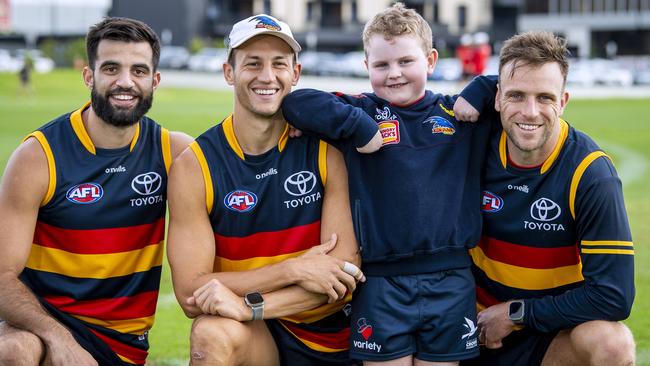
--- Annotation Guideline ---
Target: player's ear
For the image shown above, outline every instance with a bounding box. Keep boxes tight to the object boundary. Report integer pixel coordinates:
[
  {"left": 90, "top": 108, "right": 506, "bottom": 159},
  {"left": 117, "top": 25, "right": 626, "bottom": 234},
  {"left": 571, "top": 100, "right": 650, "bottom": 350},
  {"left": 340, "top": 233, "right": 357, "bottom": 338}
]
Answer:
[
  {"left": 223, "top": 62, "right": 235, "bottom": 86},
  {"left": 82, "top": 66, "right": 93, "bottom": 89}
]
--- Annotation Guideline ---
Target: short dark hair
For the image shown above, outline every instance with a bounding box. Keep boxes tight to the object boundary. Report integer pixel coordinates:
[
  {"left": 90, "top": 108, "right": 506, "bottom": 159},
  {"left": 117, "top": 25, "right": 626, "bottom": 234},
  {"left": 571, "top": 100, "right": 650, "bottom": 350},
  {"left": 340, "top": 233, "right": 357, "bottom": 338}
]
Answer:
[
  {"left": 499, "top": 31, "right": 570, "bottom": 87},
  {"left": 86, "top": 17, "right": 161, "bottom": 71}
]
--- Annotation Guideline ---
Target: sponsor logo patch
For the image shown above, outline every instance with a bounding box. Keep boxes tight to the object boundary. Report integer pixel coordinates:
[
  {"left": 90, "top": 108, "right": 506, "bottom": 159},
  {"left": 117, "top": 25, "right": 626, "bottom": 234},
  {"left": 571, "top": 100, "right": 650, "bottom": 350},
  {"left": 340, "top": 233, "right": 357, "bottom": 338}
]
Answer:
[
  {"left": 131, "top": 172, "right": 162, "bottom": 196},
  {"left": 462, "top": 317, "right": 478, "bottom": 349},
  {"left": 66, "top": 183, "right": 103, "bottom": 204},
  {"left": 283, "top": 171, "right": 321, "bottom": 208},
  {"left": 423, "top": 116, "right": 456, "bottom": 135},
  {"left": 481, "top": 191, "right": 503, "bottom": 212},
  {"left": 530, "top": 197, "right": 561, "bottom": 221},
  {"left": 353, "top": 318, "right": 383, "bottom": 352},
  {"left": 224, "top": 190, "right": 258, "bottom": 212},
  {"left": 378, "top": 121, "right": 400, "bottom": 145}
]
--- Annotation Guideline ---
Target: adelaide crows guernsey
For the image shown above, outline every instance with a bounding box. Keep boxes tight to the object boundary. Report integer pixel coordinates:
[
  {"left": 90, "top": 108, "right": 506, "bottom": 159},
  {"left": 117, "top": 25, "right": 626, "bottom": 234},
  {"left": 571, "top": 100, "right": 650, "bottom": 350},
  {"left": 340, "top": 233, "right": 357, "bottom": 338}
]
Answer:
[
  {"left": 20, "top": 102, "right": 171, "bottom": 365},
  {"left": 191, "top": 115, "right": 351, "bottom": 352},
  {"left": 472, "top": 120, "right": 634, "bottom": 332}
]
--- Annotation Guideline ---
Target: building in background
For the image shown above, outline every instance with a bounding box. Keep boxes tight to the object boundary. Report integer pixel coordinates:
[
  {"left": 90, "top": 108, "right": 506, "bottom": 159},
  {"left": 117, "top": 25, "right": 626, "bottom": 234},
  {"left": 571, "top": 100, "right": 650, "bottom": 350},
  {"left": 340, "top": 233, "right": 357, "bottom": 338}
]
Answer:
[{"left": 518, "top": 0, "right": 650, "bottom": 57}]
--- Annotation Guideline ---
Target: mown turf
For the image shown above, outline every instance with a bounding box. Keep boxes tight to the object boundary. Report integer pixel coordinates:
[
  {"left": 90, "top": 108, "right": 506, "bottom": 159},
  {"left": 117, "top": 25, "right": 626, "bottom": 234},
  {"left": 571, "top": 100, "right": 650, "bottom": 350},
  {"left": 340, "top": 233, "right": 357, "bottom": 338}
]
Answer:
[{"left": 0, "top": 70, "right": 648, "bottom": 364}]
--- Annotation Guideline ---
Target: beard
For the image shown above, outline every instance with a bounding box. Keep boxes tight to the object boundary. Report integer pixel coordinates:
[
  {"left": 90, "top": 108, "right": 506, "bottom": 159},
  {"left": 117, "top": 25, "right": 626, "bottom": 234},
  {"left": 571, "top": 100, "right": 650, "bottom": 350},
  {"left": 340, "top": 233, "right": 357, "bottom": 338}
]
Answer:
[{"left": 91, "top": 86, "right": 153, "bottom": 128}]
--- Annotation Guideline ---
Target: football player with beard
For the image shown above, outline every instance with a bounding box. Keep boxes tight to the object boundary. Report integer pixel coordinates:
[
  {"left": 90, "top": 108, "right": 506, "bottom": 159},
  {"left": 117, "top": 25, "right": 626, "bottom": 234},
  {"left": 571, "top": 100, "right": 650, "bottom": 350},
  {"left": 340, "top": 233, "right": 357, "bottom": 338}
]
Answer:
[{"left": 0, "top": 17, "right": 191, "bottom": 366}]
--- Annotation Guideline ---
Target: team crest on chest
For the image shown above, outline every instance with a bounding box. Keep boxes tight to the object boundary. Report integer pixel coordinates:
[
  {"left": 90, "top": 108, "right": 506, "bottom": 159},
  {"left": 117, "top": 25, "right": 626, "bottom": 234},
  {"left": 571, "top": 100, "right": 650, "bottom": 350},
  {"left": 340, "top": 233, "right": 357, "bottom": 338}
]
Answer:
[
  {"left": 423, "top": 116, "right": 456, "bottom": 135},
  {"left": 224, "top": 190, "right": 258, "bottom": 212}
]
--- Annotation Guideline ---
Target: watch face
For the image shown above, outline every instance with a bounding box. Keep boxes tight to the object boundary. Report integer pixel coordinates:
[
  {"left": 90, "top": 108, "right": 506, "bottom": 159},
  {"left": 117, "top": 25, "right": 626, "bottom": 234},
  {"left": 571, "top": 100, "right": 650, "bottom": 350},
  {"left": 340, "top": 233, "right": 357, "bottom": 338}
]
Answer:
[{"left": 246, "top": 292, "right": 264, "bottom": 305}]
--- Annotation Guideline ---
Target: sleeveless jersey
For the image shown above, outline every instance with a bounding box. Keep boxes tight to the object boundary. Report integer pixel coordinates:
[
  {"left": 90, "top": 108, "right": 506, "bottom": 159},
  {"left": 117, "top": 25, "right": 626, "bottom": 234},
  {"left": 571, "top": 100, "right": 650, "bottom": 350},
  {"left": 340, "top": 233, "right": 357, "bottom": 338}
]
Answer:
[
  {"left": 191, "top": 115, "right": 351, "bottom": 352},
  {"left": 471, "top": 120, "right": 634, "bottom": 331},
  {"left": 20, "top": 102, "right": 172, "bottom": 365}
]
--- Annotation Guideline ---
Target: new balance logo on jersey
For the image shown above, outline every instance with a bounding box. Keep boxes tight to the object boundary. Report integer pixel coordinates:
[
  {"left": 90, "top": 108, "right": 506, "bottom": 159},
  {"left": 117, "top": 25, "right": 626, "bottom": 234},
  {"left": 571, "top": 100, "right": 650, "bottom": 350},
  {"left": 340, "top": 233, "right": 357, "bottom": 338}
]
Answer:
[{"left": 524, "top": 197, "right": 565, "bottom": 232}]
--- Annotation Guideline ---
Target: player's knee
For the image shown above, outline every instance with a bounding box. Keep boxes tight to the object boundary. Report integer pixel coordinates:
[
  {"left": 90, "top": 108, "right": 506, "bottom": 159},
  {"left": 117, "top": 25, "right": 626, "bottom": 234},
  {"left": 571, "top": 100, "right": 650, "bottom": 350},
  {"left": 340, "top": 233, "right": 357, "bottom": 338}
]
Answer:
[
  {"left": 572, "top": 321, "right": 635, "bottom": 366},
  {"left": 0, "top": 331, "right": 43, "bottom": 366},
  {"left": 190, "top": 316, "right": 249, "bottom": 361}
]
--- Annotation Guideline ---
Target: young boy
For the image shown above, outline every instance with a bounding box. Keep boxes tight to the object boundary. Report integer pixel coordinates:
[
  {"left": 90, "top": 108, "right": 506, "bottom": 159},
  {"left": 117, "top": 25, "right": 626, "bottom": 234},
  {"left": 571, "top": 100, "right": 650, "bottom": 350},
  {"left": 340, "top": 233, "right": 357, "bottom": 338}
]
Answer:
[{"left": 282, "top": 3, "right": 492, "bottom": 365}]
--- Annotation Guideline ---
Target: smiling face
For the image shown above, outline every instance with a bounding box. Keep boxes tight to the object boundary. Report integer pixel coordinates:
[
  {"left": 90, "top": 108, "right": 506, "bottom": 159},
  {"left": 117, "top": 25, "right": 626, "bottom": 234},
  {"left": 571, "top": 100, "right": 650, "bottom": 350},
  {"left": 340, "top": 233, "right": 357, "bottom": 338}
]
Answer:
[
  {"left": 224, "top": 35, "right": 300, "bottom": 119},
  {"left": 496, "top": 61, "right": 569, "bottom": 166},
  {"left": 365, "top": 34, "right": 436, "bottom": 106},
  {"left": 84, "top": 39, "right": 160, "bottom": 127}
]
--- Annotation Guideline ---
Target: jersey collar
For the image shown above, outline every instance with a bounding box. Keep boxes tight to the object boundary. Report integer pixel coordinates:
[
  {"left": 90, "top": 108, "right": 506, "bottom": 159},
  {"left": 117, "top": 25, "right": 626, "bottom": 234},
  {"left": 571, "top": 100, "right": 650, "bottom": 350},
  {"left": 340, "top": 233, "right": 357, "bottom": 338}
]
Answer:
[
  {"left": 69, "top": 101, "right": 140, "bottom": 155},
  {"left": 222, "top": 114, "right": 289, "bottom": 161},
  {"left": 499, "top": 119, "right": 569, "bottom": 174}
]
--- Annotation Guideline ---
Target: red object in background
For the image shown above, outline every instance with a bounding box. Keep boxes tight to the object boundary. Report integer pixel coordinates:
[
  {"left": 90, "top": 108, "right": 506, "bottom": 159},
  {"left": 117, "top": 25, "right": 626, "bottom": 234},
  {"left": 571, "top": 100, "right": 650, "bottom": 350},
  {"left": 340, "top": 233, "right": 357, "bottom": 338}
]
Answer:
[
  {"left": 456, "top": 44, "right": 476, "bottom": 77},
  {"left": 473, "top": 43, "right": 491, "bottom": 75},
  {"left": 0, "top": 0, "right": 9, "bottom": 33}
]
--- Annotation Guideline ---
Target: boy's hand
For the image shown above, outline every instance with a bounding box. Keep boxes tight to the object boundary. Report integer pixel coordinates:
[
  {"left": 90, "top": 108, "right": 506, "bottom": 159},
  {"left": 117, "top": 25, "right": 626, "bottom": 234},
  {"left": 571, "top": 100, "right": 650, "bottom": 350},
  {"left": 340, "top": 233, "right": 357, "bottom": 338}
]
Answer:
[
  {"left": 453, "top": 96, "right": 480, "bottom": 122},
  {"left": 288, "top": 125, "right": 303, "bottom": 138},
  {"left": 356, "top": 130, "right": 383, "bottom": 154}
]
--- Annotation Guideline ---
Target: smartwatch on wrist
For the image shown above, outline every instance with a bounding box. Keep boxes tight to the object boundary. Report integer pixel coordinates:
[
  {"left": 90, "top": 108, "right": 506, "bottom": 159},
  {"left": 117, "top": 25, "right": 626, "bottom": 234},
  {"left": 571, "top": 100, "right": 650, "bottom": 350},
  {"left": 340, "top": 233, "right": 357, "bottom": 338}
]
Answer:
[
  {"left": 244, "top": 292, "right": 264, "bottom": 321},
  {"left": 508, "top": 300, "right": 525, "bottom": 325}
]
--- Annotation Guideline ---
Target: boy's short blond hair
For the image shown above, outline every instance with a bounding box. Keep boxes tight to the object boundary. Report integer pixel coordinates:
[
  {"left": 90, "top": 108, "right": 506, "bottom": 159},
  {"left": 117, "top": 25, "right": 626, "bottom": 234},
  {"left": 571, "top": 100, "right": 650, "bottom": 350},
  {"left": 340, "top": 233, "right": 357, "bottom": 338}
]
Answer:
[{"left": 362, "top": 2, "right": 433, "bottom": 56}]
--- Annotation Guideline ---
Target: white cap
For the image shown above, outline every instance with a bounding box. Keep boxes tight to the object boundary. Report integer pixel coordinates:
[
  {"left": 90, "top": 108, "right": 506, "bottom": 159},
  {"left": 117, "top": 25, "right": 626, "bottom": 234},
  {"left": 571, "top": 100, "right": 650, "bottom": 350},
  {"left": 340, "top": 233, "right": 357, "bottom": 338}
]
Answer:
[
  {"left": 473, "top": 32, "right": 489, "bottom": 45},
  {"left": 226, "top": 14, "right": 301, "bottom": 58}
]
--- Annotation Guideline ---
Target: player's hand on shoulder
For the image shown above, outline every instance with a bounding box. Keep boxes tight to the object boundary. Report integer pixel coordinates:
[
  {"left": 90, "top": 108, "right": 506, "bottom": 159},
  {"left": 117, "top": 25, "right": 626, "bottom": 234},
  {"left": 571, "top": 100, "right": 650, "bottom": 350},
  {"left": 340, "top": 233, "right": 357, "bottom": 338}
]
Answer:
[
  {"left": 188, "top": 279, "right": 251, "bottom": 321},
  {"left": 288, "top": 125, "right": 303, "bottom": 138},
  {"left": 356, "top": 130, "right": 383, "bottom": 154},
  {"left": 453, "top": 96, "right": 480, "bottom": 122}
]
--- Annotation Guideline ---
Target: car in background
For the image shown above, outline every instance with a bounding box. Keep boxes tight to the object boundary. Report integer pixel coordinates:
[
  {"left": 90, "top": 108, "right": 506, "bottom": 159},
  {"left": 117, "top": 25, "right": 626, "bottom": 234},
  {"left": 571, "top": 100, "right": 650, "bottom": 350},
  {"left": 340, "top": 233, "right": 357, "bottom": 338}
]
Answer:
[
  {"left": 159, "top": 46, "right": 190, "bottom": 69},
  {"left": 188, "top": 48, "right": 227, "bottom": 73},
  {"left": 0, "top": 49, "right": 21, "bottom": 72}
]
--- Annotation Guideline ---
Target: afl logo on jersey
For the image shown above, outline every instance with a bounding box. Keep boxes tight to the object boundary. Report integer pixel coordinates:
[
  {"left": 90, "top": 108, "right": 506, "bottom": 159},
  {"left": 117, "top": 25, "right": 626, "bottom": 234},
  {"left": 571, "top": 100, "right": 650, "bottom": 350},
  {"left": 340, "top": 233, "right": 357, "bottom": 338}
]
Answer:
[
  {"left": 481, "top": 191, "right": 503, "bottom": 212},
  {"left": 224, "top": 190, "right": 258, "bottom": 212},
  {"left": 66, "top": 183, "right": 103, "bottom": 204}
]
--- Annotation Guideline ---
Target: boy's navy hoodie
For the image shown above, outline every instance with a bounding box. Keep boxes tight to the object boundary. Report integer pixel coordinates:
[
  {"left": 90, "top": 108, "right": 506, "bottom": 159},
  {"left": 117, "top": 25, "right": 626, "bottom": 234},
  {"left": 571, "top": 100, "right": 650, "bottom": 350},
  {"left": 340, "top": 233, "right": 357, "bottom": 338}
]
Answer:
[{"left": 282, "top": 88, "right": 493, "bottom": 276}]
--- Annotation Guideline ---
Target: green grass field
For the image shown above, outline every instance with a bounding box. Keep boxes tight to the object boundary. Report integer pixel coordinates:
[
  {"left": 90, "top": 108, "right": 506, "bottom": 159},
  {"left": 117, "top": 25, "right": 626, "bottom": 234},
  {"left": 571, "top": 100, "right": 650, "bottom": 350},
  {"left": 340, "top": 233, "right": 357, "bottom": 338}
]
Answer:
[{"left": 0, "top": 69, "right": 648, "bottom": 365}]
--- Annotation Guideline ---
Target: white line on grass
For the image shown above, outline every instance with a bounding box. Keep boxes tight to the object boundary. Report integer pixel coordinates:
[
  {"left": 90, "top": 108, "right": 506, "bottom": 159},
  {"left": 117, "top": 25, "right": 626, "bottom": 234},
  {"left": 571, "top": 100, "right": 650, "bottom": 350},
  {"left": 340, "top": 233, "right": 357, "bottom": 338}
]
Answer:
[{"left": 599, "top": 141, "right": 648, "bottom": 187}]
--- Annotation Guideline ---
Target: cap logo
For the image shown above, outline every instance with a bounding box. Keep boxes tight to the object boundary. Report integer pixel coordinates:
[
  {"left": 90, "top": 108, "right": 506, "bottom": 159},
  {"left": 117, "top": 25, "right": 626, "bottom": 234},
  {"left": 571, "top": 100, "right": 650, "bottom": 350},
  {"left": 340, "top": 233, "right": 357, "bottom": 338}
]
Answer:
[{"left": 251, "top": 15, "right": 281, "bottom": 31}]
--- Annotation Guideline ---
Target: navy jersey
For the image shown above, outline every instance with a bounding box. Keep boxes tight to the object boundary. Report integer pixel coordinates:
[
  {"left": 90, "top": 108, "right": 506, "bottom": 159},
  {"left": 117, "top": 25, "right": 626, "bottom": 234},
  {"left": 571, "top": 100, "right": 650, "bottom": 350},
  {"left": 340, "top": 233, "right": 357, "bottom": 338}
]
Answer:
[
  {"left": 20, "top": 102, "right": 171, "bottom": 365},
  {"left": 282, "top": 90, "right": 492, "bottom": 276},
  {"left": 191, "top": 115, "right": 352, "bottom": 353},
  {"left": 472, "top": 120, "right": 635, "bottom": 332}
]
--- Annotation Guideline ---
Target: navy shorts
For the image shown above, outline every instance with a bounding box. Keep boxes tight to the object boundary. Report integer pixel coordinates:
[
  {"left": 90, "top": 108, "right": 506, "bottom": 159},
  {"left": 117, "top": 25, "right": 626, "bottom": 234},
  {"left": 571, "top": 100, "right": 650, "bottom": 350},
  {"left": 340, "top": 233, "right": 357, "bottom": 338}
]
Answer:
[
  {"left": 349, "top": 268, "right": 479, "bottom": 362},
  {"left": 265, "top": 318, "right": 360, "bottom": 366},
  {"left": 460, "top": 328, "right": 558, "bottom": 366}
]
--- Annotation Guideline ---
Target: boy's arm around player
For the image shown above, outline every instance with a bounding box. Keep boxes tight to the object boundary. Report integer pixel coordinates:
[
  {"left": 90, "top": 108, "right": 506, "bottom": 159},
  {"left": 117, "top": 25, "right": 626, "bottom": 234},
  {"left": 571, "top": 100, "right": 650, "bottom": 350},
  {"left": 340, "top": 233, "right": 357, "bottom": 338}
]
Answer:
[
  {"left": 0, "top": 138, "right": 98, "bottom": 366},
  {"left": 283, "top": 89, "right": 383, "bottom": 153},
  {"left": 167, "top": 143, "right": 362, "bottom": 319}
]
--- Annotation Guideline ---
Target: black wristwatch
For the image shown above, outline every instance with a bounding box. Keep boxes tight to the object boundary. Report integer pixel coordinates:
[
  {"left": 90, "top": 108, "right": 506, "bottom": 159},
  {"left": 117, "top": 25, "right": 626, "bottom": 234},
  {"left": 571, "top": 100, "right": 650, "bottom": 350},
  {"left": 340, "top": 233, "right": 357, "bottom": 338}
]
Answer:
[
  {"left": 244, "top": 292, "right": 264, "bottom": 321},
  {"left": 508, "top": 300, "right": 525, "bottom": 325}
]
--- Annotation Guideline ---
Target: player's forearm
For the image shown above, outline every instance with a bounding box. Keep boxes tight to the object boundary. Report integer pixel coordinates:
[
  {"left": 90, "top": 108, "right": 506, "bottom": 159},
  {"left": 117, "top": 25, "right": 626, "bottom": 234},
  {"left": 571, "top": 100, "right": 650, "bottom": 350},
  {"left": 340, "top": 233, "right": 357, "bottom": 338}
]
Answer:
[
  {"left": 190, "top": 259, "right": 297, "bottom": 298},
  {"left": 0, "top": 273, "right": 72, "bottom": 343},
  {"left": 525, "top": 281, "right": 634, "bottom": 332},
  {"left": 262, "top": 285, "right": 328, "bottom": 319}
]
